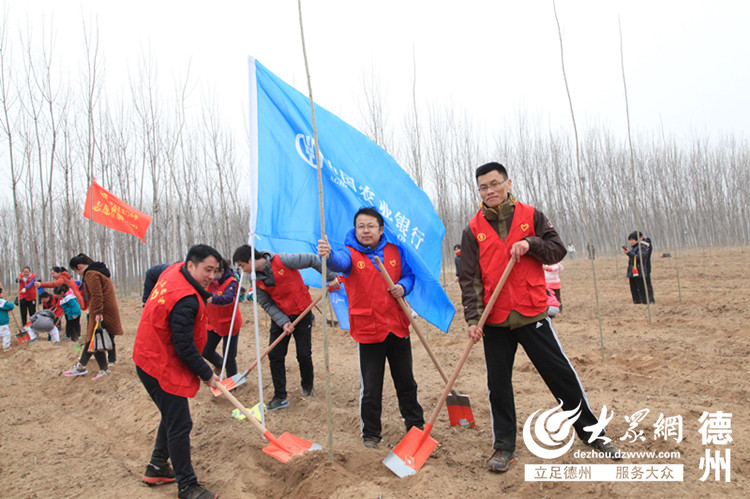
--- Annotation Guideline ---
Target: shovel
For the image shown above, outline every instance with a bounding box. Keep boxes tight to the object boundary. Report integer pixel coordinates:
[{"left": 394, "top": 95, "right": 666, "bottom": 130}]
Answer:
[
  {"left": 216, "top": 383, "right": 322, "bottom": 463},
  {"left": 209, "top": 369, "right": 250, "bottom": 397},
  {"left": 384, "top": 259, "right": 516, "bottom": 478},
  {"left": 373, "top": 256, "right": 474, "bottom": 428},
  {"left": 212, "top": 295, "right": 323, "bottom": 397}
]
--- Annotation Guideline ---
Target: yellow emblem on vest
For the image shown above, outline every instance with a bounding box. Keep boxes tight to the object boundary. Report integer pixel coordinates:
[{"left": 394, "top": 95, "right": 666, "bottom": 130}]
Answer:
[
  {"left": 356, "top": 260, "right": 366, "bottom": 270},
  {"left": 278, "top": 269, "right": 284, "bottom": 275},
  {"left": 389, "top": 259, "right": 397, "bottom": 267},
  {"left": 477, "top": 233, "right": 487, "bottom": 242},
  {"left": 520, "top": 223, "right": 529, "bottom": 232}
]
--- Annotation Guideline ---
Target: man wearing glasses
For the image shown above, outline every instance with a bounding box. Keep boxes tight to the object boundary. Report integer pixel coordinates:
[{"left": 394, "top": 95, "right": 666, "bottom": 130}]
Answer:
[
  {"left": 458, "top": 162, "right": 621, "bottom": 473},
  {"left": 318, "top": 207, "right": 425, "bottom": 450}
]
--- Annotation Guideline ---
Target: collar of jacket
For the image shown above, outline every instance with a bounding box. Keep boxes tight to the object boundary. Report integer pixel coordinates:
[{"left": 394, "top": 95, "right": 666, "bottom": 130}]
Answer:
[{"left": 481, "top": 193, "right": 516, "bottom": 222}]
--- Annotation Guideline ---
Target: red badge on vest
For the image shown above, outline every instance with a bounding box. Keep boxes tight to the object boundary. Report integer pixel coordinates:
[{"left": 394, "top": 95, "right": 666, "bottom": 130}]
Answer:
[
  {"left": 356, "top": 260, "right": 366, "bottom": 270},
  {"left": 477, "top": 233, "right": 487, "bottom": 241}
]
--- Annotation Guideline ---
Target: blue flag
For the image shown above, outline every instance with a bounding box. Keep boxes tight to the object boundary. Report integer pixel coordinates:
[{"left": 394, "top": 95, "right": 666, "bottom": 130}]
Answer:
[{"left": 248, "top": 57, "right": 455, "bottom": 332}]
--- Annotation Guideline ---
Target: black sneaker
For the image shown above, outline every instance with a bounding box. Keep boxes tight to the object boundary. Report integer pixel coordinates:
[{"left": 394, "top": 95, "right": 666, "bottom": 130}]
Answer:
[
  {"left": 178, "top": 483, "right": 218, "bottom": 499},
  {"left": 266, "top": 398, "right": 290, "bottom": 411},
  {"left": 141, "top": 463, "right": 176, "bottom": 485},
  {"left": 488, "top": 449, "right": 516, "bottom": 472},
  {"left": 588, "top": 439, "right": 622, "bottom": 460},
  {"left": 363, "top": 437, "right": 379, "bottom": 449}
]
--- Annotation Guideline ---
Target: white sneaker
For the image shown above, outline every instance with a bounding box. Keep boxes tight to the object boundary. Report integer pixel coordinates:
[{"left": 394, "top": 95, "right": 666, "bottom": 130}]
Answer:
[
  {"left": 92, "top": 369, "right": 110, "bottom": 381},
  {"left": 63, "top": 363, "right": 87, "bottom": 376}
]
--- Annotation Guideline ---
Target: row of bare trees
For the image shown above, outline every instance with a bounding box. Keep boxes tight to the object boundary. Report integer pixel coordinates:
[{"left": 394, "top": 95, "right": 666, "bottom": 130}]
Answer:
[
  {"left": 2, "top": 16, "right": 748, "bottom": 292},
  {"left": 367, "top": 74, "right": 749, "bottom": 272},
  {"left": 0, "top": 18, "right": 248, "bottom": 291}
]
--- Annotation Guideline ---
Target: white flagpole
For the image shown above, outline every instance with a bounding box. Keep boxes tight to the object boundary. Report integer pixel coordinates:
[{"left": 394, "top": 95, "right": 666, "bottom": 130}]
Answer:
[{"left": 247, "top": 58, "right": 265, "bottom": 427}]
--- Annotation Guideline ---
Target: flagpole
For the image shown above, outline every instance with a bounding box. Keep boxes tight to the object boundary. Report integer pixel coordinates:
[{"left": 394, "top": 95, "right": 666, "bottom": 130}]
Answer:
[{"left": 298, "top": 0, "right": 334, "bottom": 463}]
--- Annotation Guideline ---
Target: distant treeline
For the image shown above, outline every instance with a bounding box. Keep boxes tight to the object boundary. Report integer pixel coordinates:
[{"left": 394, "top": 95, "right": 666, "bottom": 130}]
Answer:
[{"left": 1, "top": 16, "right": 748, "bottom": 290}]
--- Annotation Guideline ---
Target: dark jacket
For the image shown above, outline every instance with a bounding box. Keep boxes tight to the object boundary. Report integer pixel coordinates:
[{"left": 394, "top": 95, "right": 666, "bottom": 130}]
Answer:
[
  {"left": 626, "top": 240, "right": 652, "bottom": 279},
  {"left": 459, "top": 194, "right": 566, "bottom": 328},
  {"left": 170, "top": 264, "right": 214, "bottom": 382},
  {"left": 142, "top": 263, "right": 172, "bottom": 304}
]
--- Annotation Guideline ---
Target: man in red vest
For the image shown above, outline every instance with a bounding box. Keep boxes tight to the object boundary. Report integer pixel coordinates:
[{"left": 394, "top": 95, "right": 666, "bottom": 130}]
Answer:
[
  {"left": 318, "top": 207, "right": 425, "bottom": 450},
  {"left": 459, "top": 162, "right": 621, "bottom": 473},
  {"left": 133, "top": 244, "right": 221, "bottom": 499},
  {"left": 233, "top": 245, "right": 338, "bottom": 411}
]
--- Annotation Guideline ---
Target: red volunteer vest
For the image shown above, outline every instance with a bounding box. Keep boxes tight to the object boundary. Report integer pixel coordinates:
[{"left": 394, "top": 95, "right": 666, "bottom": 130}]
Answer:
[
  {"left": 44, "top": 295, "right": 63, "bottom": 319},
  {"left": 133, "top": 262, "right": 208, "bottom": 397},
  {"left": 206, "top": 276, "right": 242, "bottom": 337},
  {"left": 343, "top": 243, "right": 410, "bottom": 344},
  {"left": 469, "top": 202, "right": 548, "bottom": 324},
  {"left": 255, "top": 256, "right": 311, "bottom": 315},
  {"left": 18, "top": 273, "right": 37, "bottom": 300}
]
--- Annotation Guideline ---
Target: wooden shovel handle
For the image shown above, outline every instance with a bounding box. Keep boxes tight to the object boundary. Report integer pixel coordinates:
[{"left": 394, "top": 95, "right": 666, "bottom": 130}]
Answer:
[
  {"left": 217, "top": 383, "right": 293, "bottom": 454},
  {"left": 246, "top": 294, "right": 323, "bottom": 373},
  {"left": 425, "top": 258, "right": 516, "bottom": 429},
  {"left": 216, "top": 382, "right": 269, "bottom": 434},
  {"left": 477, "top": 259, "right": 515, "bottom": 330},
  {"left": 373, "top": 256, "right": 451, "bottom": 385}
]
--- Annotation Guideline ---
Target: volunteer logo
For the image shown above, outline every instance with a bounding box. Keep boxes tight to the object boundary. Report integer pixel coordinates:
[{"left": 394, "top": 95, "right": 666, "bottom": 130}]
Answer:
[
  {"left": 477, "top": 233, "right": 487, "bottom": 242},
  {"left": 389, "top": 259, "right": 397, "bottom": 267},
  {"left": 520, "top": 223, "right": 529, "bottom": 232},
  {"left": 523, "top": 400, "right": 582, "bottom": 459},
  {"left": 278, "top": 269, "right": 284, "bottom": 275},
  {"left": 356, "top": 260, "right": 366, "bottom": 270}
]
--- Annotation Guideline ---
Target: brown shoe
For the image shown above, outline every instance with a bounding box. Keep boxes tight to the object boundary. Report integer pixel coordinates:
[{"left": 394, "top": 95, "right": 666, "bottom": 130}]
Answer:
[{"left": 488, "top": 449, "right": 516, "bottom": 472}]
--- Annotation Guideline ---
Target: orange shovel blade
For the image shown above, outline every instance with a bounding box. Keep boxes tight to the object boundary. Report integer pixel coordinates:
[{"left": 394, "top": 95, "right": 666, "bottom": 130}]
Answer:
[
  {"left": 383, "top": 426, "right": 439, "bottom": 478},
  {"left": 262, "top": 431, "right": 323, "bottom": 463},
  {"left": 446, "top": 392, "right": 475, "bottom": 428},
  {"left": 210, "top": 370, "right": 249, "bottom": 397}
]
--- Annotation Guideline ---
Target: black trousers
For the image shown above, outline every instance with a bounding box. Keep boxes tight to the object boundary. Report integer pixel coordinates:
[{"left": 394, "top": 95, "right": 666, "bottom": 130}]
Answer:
[
  {"left": 203, "top": 330, "right": 239, "bottom": 377},
  {"left": 645, "top": 275, "right": 655, "bottom": 303},
  {"left": 268, "top": 313, "right": 313, "bottom": 400},
  {"left": 136, "top": 366, "right": 197, "bottom": 489},
  {"left": 482, "top": 319, "right": 601, "bottom": 451},
  {"left": 629, "top": 277, "right": 647, "bottom": 304},
  {"left": 65, "top": 316, "right": 81, "bottom": 342},
  {"left": 78, "top": 345, "right": 108, "bottom": 371},
  {"left": 19, "top": 299, "right": 36, "bottom": 324},
  {"left": 358, "top": 333, "right": 424, "bottom": 441}
]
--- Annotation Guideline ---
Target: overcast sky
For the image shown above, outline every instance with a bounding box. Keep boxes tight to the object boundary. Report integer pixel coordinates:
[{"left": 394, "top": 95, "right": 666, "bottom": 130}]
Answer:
[{"left": 5, "top": 0, "right": 750, "bottom": 145}]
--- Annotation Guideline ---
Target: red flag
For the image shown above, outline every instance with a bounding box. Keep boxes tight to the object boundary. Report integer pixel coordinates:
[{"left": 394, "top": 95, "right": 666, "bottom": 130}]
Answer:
[{"left": 83, "top": 180, "right": 152, "bottom": 243}]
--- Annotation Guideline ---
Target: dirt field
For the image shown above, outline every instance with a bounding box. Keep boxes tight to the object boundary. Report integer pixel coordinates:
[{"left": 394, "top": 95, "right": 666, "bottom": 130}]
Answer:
[{"left": 1, "top": 247, "right": 747, "bottom": 498}]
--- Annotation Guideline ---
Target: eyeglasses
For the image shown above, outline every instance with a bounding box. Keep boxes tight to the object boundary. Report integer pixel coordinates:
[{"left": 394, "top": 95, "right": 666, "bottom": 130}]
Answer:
[
  {"left": 356, "top": 223, "right": 380, "bottom": 231},
  {"left": 477, "top": 178, "right": 508, "bottom": 193}
]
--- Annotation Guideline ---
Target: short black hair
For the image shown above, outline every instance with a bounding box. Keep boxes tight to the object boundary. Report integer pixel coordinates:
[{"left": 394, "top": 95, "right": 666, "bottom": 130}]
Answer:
[
  {"left": 22, "top": 266, "right": 31, "bottom": 271},
  {"left": 354, "top": 207, "right": 384, "bottom": 227},
  {"left": 69, "top": 253, "right": 95, "bottom": 269},
  {"left": 232, "top": 245, "right": 263, "bottom": 264},
  {"left": 51, "top": 266, "right": 67, "bottom": 273},
  {"left": 39, "top": 291, "right": 51, "bottom": 300},
  {"left": 186, "top": 244, "right": 222, "bottom": 266},
  {"left": 53, "top": 284, "right": 69, "bottom": 295},
  {"left": 475, "top": 162, "right": 508, "bottom": 180},
  {"left": 628, "top": 231, "right": 643, "bottom": 241},
  {"left": 453, "top": 244, "right": 461, "bottom": 250}
]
